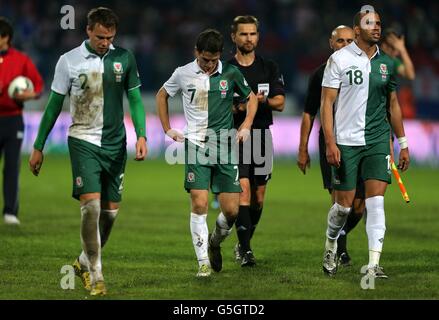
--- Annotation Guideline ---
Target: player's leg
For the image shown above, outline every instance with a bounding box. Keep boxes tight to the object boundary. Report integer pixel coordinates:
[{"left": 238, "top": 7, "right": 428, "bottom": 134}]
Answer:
[
  {"left": 210, "top": 191, "right": 239, "bottom": 271},
  {"left": 99, "top": 148, "right": 126, "bottom": 248},
  {"left": 337, "top": 181, "right": 366, "bottom": 266},
  {"left": 185, "top": 141, "right": 212, "bottom": 276},
  {"left": 234, "top": 134, "right": 252, "bottom": 262},
  {"left": 2, "top": 115, "right": 23, "bottom": 225},
  {"left": 364, "top": 179, "right": 387, "bottom": 278},
  {"left": 189, "top": 189, "right": 211, "bottom": 277},
  {"left": 235, "top": 175, "right": 252, "bottom": 262},
  {"left": 362, "top": 141, "right": 391, "bottom": 278},
  {"left": 249, "top": 183, "right": 265, "bottom": 240},
  {"left": 322, "top": 145, "right": 360, "bottom": 276},
  {"left": 68, "top": 137, "right": 104, "bottom": 293},
  {"left": 242, "top": 181, "right": 267, "bottom": 266},
  {"left": 210, "top": 162, "right": 241, "bottom": 271},
  {"left": 79, "top": 192, "right": 106, "bottom": 295},
  {"left": 242, "top": 128, "right": 272, "bottom": 265}
]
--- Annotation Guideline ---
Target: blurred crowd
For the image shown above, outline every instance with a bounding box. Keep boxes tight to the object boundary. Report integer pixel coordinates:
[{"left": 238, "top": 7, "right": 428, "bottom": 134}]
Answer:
[{"left": 1, "top": 0, "right": 438, "bottom": 118}]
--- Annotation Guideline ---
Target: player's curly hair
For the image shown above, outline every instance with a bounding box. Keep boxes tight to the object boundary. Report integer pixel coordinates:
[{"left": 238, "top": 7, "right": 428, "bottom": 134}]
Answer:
[
  {"left": 87, "top": 7, "right": 119, "bottom": 30},
  {"left": 231, "top": 15, "right": 259, "bottom": 34}
]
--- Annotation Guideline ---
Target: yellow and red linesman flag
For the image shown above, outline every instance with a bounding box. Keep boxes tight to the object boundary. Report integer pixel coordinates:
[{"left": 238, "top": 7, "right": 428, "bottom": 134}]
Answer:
[{"left": 391, "top": 160, "right": 410, "bottom": 203}]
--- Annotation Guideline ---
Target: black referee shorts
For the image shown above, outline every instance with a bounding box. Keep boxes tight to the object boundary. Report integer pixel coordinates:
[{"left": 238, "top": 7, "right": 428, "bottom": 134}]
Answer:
[{"left": 238, "top": 128, "right": 273, "bottom": 186}]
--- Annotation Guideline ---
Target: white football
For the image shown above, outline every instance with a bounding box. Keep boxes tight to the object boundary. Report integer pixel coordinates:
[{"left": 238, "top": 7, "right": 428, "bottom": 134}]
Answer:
[{"left": 7, "top": 76, "right": 34, "bottom": 99}]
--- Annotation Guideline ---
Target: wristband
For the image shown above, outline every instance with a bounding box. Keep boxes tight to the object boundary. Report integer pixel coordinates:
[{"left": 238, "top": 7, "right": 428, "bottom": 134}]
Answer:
[{"left": 398, "top": 136, "right": 408, "bottom": 149}]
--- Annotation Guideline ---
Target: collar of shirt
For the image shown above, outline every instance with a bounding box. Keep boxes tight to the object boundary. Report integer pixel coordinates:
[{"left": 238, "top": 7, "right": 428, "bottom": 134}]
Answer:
[
  {"left": 192, "top": 59, "right": 223, "bottom": 76},
  {"left": 0, "top": 48, "right": 9, "bottom": 56},
  {"left": 350, "top": 41, "right": 380, "bottom": 59},
  {"left": 80, "top": 40, "right": 115, "bottom": 58}
]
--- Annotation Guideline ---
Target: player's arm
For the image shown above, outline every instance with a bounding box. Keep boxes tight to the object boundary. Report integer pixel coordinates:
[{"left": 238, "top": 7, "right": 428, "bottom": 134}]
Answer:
[
  {"left": 238, "top": 91, "right": 257, "bottom": 142},
  {"left": 266, "top": 95, "right": 285, "bottom": 112},
  {"left": 156, "top": 87, "right": 184, "bottom": 142},
  {"left": 387, "top": 34, "right": 415, "bottom": 80},
  {"left": 297, "top": 112, "right": 315, "bottom": 174},
  {"left": 29, "top": 91, "right": 65, "bottom": 176},
  {"left": 297, "top": 69, "right": 320, "bottom": 174},
  {"left": 127, "top": 87, "right": 147, "bottom": 161},
  {"left": 266, "top": 61, "right": 285, "bottom": 112},
  {"left": 320, "top": 87, "right": 340, "bottom": 167},
  {"left": 388, "top": 91, "right": 409, "bottom": 171},
  {"left": 125, "top": 50, "right": 147, "bottom": 160}
]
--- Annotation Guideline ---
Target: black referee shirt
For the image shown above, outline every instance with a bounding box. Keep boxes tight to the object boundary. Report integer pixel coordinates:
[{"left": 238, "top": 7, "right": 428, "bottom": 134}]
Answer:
[
  {"left": 228, "top": 55, "right": 285, "bottom": 129},
  {"left": 303, "top": 63, "right": 326, "bottom": 117}
]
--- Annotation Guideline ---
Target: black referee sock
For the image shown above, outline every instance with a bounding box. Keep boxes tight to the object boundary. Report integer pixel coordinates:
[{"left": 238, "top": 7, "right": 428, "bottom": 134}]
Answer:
[
  {"left": 337, "top": 208, "right": 364, "bottom": 254},
  {"left": 249, "top": 207, "right": 263, "bottom": 240},
  {"left": 344, "top": 208, "right": 364, "bottom": 234},
  {"left": 236, "top": 205, "right": 252, "bottom": 252}
]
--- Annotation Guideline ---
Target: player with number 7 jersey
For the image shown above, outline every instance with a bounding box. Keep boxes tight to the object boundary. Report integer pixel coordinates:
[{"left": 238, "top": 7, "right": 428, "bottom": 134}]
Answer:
[{"left": 156, "top": 29, "right": 257, "bottom": 277}]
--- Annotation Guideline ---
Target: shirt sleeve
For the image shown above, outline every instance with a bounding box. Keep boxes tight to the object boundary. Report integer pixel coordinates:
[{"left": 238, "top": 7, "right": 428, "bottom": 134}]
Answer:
[
  {"left": 233, "top": 68, "right": 252, "bottom": 98},
  {"left": 127, "top": 87, "right": 146, "bottom": 139},
  {"left": 33, "top": 91, "right": 65, "bottom": 151},
  {"left": 51, "top": 55, "right": 71, "bottom": 95},
  {"left": 303, "top": 68, "right": 323, "bottom": 116},
  {"left": 125, "top": 50, "right": 141, "bottom": 91},
  {"left": 322, "top": 55, "right": 341, "bottom": 89},
  {"left": 268, "top": 60, "right": 285, "bottom": 98},
  {"left": 163, "top": 68, "right": 181, "bottom": 97},
  {"left": 23, "top": 55, "right": 44, "bottom": 95},
  {"left": 387, "top": 59, "right": 398, "bottom": 92}
]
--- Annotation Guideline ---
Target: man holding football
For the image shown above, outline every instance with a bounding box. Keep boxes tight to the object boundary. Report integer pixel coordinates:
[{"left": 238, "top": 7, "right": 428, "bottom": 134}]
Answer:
[{"left": 0, "top": 17, "right": 43, "bottom": 225}]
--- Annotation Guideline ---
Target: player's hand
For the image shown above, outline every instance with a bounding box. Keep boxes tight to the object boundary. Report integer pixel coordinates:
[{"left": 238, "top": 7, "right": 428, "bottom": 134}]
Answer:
[
  {"left": 166, "top": 128, "right": 185, "bottom": 142},
  {"left": 237, "top": 121, "right": 251, "bottom": 143},
  {"left": 326, "top": 143, "right": 341, "bottom": 168},
  {"left": 398, "top": 148, "right": 410, "bottom": 172},
  {"left": 232, "top": 103, "right": 246, "bottom": 114},
  {"left": 29, "top": 149, "right": 44, "bottom": 176},
  {"left": 256, "top": 91, "right": 267, "bottom": 104},
  {"left": 135, "top": 137, "right": 147, "bottom": 161},
  {"left": 297, "top": 149, "right": 311, "bottom": 174},
  {"left": 14, "top": 89, "right": 37, "bottom": 102},
  {"left": 387, "top": 33, "right": 406, "bottom": 53}
]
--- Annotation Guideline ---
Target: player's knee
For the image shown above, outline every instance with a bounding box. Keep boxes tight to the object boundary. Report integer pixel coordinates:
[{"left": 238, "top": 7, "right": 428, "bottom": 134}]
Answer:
[
  {"left": 239, "top": 184, "right": 251, "bottom": 204},
  {"left": 222, "top": 207, "right": 239, "bottom": 220},
  {"left": 353, "top": 198, "right": 366, "bottom": 215},
  {"left": 101, "top": 201, "right": 119, "bottom": 210},
  {"left": 191, "top": 199, "right": 208, "bottom": 214},
  {"left": 251, "top": 199, "right": 264, "bottom": 211}
]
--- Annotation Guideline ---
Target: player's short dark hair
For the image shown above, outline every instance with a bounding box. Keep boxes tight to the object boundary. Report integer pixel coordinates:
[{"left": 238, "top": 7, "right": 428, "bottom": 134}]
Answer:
[
  {"left": 195, "top": 29, "right": 223, "bottom": 53},
  {"left": 231, "top": 15, "right": 259, "bottom": 34},
  {"left": 0, "top": 17, "right": 13, "bottom": 44},
  {"left": 87, "top": 7, "right": 119, "bottom": 30}
]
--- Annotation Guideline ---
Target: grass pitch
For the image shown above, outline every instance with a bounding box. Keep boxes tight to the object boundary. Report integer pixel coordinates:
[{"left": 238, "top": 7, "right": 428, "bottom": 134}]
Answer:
[{"left": 0, "top": 156, "right": 438, "bottom": 300}]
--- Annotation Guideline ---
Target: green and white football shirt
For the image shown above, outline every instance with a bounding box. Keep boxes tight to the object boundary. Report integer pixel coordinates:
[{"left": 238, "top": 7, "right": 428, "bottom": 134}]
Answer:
[
  {"left": 51, "top": 40, "right": 141, "bottom": 149},
  {"left": 322, "top": 41, "right": 397, "bottom": 146},
  {"left": 163, "top": 60, "right": 251, "bottom": 147}
]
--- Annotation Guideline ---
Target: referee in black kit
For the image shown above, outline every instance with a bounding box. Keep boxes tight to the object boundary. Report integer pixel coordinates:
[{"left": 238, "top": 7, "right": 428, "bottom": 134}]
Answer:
[
  {"left": 297, "top": 25, "right": 364, "bottom": 266},
  {"left": 228, "top": 15, "right": 285, "bottom": 267}
]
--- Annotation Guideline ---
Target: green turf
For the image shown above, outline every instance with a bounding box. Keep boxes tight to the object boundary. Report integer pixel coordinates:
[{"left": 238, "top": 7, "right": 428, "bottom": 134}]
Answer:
[{"left": 0, "top": 156, "right": 438, "bottom": 299}]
